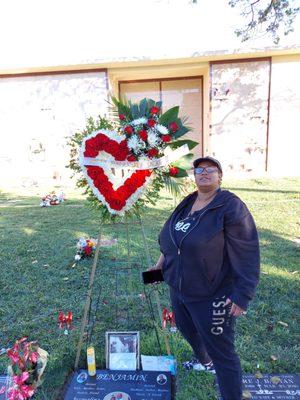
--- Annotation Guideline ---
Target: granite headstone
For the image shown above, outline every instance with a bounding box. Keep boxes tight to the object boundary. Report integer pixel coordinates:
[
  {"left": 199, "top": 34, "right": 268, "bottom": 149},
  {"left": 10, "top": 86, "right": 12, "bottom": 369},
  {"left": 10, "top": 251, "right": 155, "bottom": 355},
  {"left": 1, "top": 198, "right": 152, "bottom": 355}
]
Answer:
[{"left": 64, "top": 369, "right": 172, "bottom": 400}]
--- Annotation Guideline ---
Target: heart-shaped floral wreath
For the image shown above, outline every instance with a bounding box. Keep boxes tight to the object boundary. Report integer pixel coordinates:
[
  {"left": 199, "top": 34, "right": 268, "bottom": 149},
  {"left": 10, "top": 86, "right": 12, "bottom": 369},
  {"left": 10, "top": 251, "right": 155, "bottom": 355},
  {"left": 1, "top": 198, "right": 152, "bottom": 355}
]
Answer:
[{"left": 68, "top": 97, "right": 197, "bottom": 220}]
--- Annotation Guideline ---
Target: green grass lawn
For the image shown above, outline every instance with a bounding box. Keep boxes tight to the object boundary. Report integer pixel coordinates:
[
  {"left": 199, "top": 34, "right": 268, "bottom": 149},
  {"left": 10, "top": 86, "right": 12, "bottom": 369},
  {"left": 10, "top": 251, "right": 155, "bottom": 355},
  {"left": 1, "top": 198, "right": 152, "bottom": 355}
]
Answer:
[{"left": 0, "top": 177, "right": 299, "bottom": 399}]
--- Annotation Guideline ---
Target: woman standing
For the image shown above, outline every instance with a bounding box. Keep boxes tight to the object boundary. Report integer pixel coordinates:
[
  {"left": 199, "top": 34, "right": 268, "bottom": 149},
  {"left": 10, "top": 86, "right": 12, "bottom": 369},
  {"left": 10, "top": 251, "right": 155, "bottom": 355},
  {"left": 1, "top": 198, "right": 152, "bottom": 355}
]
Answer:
[{"left": 154, "top": 156, "right": 260, "bottom": 400}]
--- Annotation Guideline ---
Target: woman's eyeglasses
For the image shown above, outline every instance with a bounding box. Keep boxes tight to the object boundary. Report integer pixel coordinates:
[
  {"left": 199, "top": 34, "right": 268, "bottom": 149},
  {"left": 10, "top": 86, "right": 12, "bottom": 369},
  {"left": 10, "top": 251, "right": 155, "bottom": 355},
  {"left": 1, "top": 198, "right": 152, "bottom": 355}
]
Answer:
[{"left": 194, "top": 166, "right": 218, "bottom": 174}]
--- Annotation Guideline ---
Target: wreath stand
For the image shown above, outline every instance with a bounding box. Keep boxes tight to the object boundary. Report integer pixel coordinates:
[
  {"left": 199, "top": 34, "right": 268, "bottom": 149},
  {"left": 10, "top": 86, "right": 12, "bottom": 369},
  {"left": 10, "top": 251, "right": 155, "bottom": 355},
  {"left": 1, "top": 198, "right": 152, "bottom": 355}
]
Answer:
[{"left": 74, "top": 217, "right": 171, "bottom": 371}]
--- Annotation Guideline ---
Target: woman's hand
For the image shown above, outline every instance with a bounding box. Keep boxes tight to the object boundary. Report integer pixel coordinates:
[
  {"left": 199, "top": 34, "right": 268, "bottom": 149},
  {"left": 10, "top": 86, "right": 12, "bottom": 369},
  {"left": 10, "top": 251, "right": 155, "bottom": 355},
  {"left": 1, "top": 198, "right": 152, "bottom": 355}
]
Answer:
[{"left": 225, "top": 298, "right": 246, "bottom": 317}]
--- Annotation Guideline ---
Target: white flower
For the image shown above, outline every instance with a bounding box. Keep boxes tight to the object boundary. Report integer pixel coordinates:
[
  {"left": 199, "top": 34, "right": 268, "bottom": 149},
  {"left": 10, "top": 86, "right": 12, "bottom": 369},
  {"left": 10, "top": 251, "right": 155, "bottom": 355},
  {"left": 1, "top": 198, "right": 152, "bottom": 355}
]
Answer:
[
  {"left": 78, "top": 238, "right": 87, "bottom": 248},
  {"left": 156, "top": 124, "right": 169, "bottom": 135},
  {"left": 147, "top": 130, "right": 162, "bottom": 148},
  {"left": 131, "top": 117, "right": 147, "bottom": 126},
  {"left": 127, "top": 135, "right": 146, "bottom": 152},
  {"left": 75, "top": 254, "right": 81, "bottom": 261}
]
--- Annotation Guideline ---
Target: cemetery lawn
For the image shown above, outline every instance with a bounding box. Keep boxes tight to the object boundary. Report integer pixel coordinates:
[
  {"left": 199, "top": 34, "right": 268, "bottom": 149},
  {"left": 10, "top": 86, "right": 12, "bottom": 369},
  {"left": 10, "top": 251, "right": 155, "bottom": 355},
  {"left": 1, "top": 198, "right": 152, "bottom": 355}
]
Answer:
[{"left": 0, "top": 177, "right": 299, "bottom": 400}]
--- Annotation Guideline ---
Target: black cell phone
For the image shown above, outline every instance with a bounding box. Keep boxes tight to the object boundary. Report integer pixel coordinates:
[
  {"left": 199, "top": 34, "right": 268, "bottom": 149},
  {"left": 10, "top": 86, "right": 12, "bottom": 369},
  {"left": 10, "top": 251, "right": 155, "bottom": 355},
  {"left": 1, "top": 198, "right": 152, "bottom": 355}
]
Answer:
[{"left": 142, "top": 269, "right": 164, "bottom": 285}]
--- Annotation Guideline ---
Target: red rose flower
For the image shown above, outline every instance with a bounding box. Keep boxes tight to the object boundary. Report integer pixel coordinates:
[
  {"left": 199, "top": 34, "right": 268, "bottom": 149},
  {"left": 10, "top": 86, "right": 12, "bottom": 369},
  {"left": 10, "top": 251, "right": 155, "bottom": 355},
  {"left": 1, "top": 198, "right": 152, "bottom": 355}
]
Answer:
[
  {"left": 87, "top": 166, "right": 101, "bottom": 180},
  {"left": 119, "top": 114, "right": 126, "bottom": 121},
  {"left": 147, "top": 119, "right": 156, "bottom": 128},
  {"left": 95, "top": 133, "right": 110, "bottom": 148},
  {"left": 116, "top": 186, "right": 130, "bottom": 201},
  {"left": 148, "top": 148, "right": 159, "bottom": 158},
  {"left": 169, "top": 166, "right": 179, "bottom": 176},
  {"left": 84, "top": 147, "right": 98, "bottom": 157},
  {"left": 127, "top": 154, "right": 136, "bottom": 161},
  {"left": 85, "top": 137, "right": 98, "bottom": 149},
  {"left": 139, "top": 130, "right": 148, "bottom": 141},
  {"left": 169, "top": 122, "right": 179, "bottom": 132},
  {"left": 103, "top": 141, "right": 120, "bottom": 156},
  {"left": 162, "top": 135, "right": 171, "bottom": 143},
  {"left": 150, "top": 106, "right": 160, "bottom": 114},
  {"left": 109, "top": 197, "right": 126, "bottom": 211},
  {"left": 124, "top": 125, "right": 134, "bottom": 134}
]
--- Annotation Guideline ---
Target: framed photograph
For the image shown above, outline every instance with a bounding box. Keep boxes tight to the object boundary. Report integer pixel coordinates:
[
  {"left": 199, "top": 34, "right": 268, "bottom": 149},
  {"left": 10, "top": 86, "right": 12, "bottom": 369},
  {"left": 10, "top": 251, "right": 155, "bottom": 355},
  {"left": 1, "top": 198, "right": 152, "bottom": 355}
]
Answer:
[{"left": 106, "top": 331, "right": 140, "bottom": 370}]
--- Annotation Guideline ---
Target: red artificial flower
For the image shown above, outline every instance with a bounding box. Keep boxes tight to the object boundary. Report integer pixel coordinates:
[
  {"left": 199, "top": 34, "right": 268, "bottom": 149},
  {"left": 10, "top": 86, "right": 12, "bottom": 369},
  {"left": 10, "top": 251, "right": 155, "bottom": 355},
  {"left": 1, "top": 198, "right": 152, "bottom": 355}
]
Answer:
[
  {"left": 127, "top": 154, "right": 136, "bottom": 162},
  {"left": 84, "top": 246, "right": 92, "bottom": 256},
  {"left": 169, "top": 166, "right": 179, "bottom": 176},
  {"left": 169, "top": 122, "right": 179, "bottom": 132},
  {"left": 124, "top": 125, "right": 134, "bottom": 135},
  {"left": 139, "top": 130, "right": 148, "bottom": 141},
  {"left": 85, "top": 137, "right": 98, "bottom": 149},
  {"left": 95, "top": 133, "right": 110, "bottom": 148},
  {"left": 28, "top": 351, "right": 39, "bottom": 364},
  {"left": 84, "top": 147, "right": 98, "bottom": 158},
  {"left": 150, "top": 106, "right": 160, "bottom": 114},
  {"left": 7, "top": 347, "right": 20, "bottom": 365},
  {"left": 115, "top": 140, "right": 129, "bottom": 160},
  {"left": 147, "top": 148, "right": 159, "bottom": 158},
  {"left": 8, "top": 372, "right": 35, "bottom": 400},
  {"left": 109, "top": 197, "right": 126, "bottom": 211},
  {"left": 103, "top": 141, "right": 120, "bottom": 156},
  {"left": 116, "top": 186, "right": 131, "bottom": 201},
  {"left": 119, "top": 114, "right": 126, "bottom": 121},
  {"left": 147, "top": 119, "right": 156, "bottom": 128},
  {"left": 87, "top": 166, "right": 101, "bottom": 180},
  {"left": 162, "top": 135, "right": 171, "bottom": 143}
]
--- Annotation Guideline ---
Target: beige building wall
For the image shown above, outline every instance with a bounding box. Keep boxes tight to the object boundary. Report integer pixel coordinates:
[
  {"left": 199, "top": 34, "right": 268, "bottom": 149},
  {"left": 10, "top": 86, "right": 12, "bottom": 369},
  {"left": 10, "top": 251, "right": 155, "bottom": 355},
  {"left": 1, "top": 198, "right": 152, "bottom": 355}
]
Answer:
[
  {"left": 268, "top": 54, "right": 300, "bottom": 175},
  {"left": 0, "top": 71, "right": 109, "bottom": 189},
  {"left": 108, "top": 62, "right": 211, "bottom": 154}
]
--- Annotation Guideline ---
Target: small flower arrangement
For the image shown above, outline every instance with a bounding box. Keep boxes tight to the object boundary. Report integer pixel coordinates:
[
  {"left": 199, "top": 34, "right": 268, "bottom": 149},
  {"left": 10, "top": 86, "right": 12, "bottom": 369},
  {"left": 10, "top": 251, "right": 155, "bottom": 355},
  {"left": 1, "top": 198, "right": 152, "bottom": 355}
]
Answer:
[
  {"left": 40, "top": 191, "right": 65, "bottom": 207},
  {"left": 75, "top": 237, "right": 97, "bottom": 260},
  {"left": 3, "top": 337, "right": 48, "bottom": 400},
  {"left": 114, "top": 98, "right": 190, "bottom": 167}
]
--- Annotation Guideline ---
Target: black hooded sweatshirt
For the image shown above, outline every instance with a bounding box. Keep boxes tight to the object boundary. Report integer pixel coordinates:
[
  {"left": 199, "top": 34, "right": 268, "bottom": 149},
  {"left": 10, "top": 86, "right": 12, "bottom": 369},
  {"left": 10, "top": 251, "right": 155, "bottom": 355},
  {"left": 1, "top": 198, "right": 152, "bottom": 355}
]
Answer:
[{"left": 158, "top": 189, "right": 260, "bottom": 310}]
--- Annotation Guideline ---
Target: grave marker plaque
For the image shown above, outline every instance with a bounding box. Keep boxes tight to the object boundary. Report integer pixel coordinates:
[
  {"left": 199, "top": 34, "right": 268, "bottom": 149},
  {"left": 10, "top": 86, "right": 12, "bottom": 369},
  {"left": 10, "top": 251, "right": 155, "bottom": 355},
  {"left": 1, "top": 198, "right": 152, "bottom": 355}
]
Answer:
[
  {"left": 64, "top": 369, "right": 172, "bottom": 400},
  {"left": 217, "top": 374, "right": 300, "bottom": 399}
]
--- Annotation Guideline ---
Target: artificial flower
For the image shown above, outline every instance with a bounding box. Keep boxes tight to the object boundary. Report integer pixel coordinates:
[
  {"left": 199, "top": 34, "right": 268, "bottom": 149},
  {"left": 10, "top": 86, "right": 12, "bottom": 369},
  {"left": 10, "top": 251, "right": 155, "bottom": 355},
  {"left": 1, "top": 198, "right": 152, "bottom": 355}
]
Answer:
[
  {"left": 138, "top": 130, "right": 148, "bottom": 141},
  {"left": 169, "top": 166, "right": 179, "bottom": 176},
  {"left": 169, "top": 122, "right": 179, "bottom": 132},
  {"left": 124, "top": 126, "right": 134, "bottom": 135},
  {"left": 127, "top": 154, "right": 136, "bottom": 162},
  {"left": 119, "top": 114, "right": 126, "bottom": 121},
  {"left": 156, "top": 124, "right": 169, "bottom": 135},
  {"left": 162, "top": 135, "right": 171, "bottom": 143},
  {"left": 147, "top": 130, "right": 161, "bottom": 148},
  {"left": 147, "top": 119, "right": 156, "bottom": 128},
  {"left": 150, "top": 106, "right": 160, "bottom": 114},
  {"left": 127, "top": 135, "right": 145, "bottom": 153},
  {"left": 147, "top": 148, "right": 159, "bottom": 158},
  {"left": 131, "top": 117, "right": 147, "bottom": 126}
]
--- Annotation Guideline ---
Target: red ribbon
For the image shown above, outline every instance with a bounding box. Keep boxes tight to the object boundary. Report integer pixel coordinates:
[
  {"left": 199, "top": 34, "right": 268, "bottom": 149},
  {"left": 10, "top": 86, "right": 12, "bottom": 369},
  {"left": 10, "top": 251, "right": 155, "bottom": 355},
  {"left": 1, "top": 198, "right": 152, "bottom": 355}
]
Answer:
[
  {"left": 162, "top": 307, "right": 176, "bottom": 329},
  {"left": 58, "top": 311, "right": 73, "bottom": 330}
]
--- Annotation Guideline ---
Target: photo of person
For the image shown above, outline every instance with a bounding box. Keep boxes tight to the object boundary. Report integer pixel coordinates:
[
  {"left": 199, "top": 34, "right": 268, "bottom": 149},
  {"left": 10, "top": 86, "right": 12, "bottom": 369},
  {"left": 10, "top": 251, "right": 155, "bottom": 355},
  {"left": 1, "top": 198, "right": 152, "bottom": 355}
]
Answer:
[
  {"left": 76, "top": 371, "right": 88, "bottom": 384},
  {"left": 103, "top": 391, "right": 131, "bottom": 400},
  {"left": 109, "top": 335, "right": 136, "bottom": 353},
  {"left": 106, "top": 332, "right": 140, "bottom": 370},
  {"left": 156, "top": 374, "right": 167, "bottom": 385}
]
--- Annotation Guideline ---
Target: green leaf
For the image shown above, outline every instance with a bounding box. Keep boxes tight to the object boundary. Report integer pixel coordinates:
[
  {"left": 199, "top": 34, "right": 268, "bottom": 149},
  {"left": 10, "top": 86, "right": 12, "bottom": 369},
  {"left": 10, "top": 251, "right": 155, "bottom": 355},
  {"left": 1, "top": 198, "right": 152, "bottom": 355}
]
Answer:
[
  {"left": 162, "top": 174, "right": 184, "bottom": 197},
  {"left": 139, "top": 98, "right": 148, "bottom": 116},
  {"left": 173, "top": 125, "right": 190, "bottom": 139},
  {"left": 131, "top": 104, "right": 140, "bottom": 119},
  {"left": 172, "top": 154, "right": 194, "bottom": 169},
  {"left": 172, "top": 168, "right": 188, "bottom": 178},
  {"left": 159, "top": 106, "right": 179, "bottom": 125},
  {"left": 147, "top": 99, "right": 156, "bottom": 109},
  {"left": 168, "top": 139, "right": 198, "bottom": 151}
]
